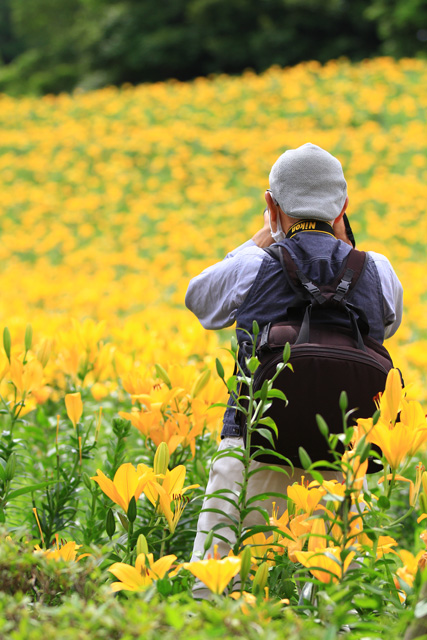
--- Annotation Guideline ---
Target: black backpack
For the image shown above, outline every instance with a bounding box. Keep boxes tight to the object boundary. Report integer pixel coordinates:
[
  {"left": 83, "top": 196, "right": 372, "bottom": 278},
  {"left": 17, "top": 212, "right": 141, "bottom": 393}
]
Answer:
[{"left": 240, "top": 245, "right": 394, "bottom": 471}]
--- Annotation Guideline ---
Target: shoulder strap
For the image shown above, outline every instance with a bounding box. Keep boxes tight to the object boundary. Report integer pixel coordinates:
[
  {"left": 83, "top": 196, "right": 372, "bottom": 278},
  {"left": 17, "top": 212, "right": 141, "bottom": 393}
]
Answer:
[{"left": 264, "top": 244, "right": 368, "bottom": 305}]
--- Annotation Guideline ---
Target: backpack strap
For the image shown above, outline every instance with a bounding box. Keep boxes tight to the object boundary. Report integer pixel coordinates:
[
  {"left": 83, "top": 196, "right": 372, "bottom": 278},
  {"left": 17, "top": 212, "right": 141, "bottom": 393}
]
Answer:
[
  {"left": 264, "top": 245, "right": 326, "bottom": 304},
  {"left": 332, "top": 249, "right": 368, "bottom": 302},
  {"left": 264, "top": 244, "right": 371, "bottom": 347},
  {"left": 264, "top": 244, "right": 368, "bottom": 306}
]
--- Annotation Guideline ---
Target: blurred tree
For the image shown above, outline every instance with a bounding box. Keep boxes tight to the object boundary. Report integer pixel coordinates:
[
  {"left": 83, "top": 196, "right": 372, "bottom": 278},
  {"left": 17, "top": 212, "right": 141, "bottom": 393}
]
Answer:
[
  {"left": 0, "top": 0, "right": 24, "bottom": 63},
  {"left": 0, "top": 0, "right": 424, "bottom": 94},
  {"left": 366, "top": 0, "right": 427, "bottom": 56}
]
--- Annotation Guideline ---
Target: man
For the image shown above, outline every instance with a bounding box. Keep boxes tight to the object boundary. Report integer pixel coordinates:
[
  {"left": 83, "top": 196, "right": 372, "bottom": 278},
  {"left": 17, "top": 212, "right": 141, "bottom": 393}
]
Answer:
[{"left": 185, "top": 143, "right": 403, "bottom": 593}]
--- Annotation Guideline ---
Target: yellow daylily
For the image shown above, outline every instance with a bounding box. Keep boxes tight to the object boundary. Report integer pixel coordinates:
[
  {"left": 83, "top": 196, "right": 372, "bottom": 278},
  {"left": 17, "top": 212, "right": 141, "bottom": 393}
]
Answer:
[
  {"left": 9, "top": 357, "right": 44, "bottom": 396},
  {"left": 380, "top": 368, "right": 403, "bottom": 426},
  {"left": 229, "top": 588, "right": 289, "bottom": 618},
  {"left": 108, "top": 552, "right": 177, "bottom": 592},
  {"left": 357, "top": 416, "right": 427, "bottom": 470},
  {"left": 357, "top": 370, "right": 427, "bottom": 470},
  {"left": 91, "top": 463, "right": 160, "bottom": 513},
  {"left": 293, "top": 546, "right": 355, "bottom": 584},
  {"left": 242, "top": 531, "right": 278, "bottom": 566},
  {"left": 145, "top": 465, "right": 198, "bottom": 504},
  {"left": 183, "top": 548, "right": 241, "bottom": 595},
  {"left": 269, "top": 508, "right": 312, "bottom": 562},
  {"left": 34, "top": 536, "right": 90, "bottom": 562},
  {"left": 65, "top": 392, "right": 83, "bottom": 428},
  {"left": 145, "top": 466, "right": 199, "bottom": 534},
  {"left": 287, "top": 481, "right": 323, "bottom": 515}
]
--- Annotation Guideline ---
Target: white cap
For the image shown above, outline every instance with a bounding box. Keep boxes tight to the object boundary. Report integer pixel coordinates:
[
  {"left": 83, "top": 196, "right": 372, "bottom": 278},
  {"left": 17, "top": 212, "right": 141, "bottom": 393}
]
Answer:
[{"left": 269, "top": 143, "right": 347, "bottom": 221}]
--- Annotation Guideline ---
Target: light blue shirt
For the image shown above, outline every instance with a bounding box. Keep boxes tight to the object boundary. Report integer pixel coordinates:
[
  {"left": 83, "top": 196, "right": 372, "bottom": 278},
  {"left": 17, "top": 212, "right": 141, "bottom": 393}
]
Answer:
[{"left": 185, "top": 239, "right": 403, "bottom": 339}]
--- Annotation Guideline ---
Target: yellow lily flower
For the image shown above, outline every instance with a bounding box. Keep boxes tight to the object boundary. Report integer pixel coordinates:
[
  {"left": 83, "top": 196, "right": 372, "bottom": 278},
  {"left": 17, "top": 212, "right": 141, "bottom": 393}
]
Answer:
[
  {"left": 357, "top": 533, "right": 398, "bottom": 558},
  {"left": 287, "top": 481, "right": 323, "bottom": 515},
  {"left": 91, "top": 463, "right": 160, "bottom": 513},
  {"left": 293, "top": 546, "right": 355, "bottom": 584},
  {"left": 269, "top": 508, "right": 312, "bottom": 561},
  {"left": 357, "top": 417, "right": 427, "bottom": 470},
  {"left": 10, "top": 357, "right": 44, "bottom": 395},
  {"left": 108, "top": 552, "right": 177, "bottom": 592},
  {"left": 357, "top": 371, "right": 427, "bottom": 470},
  {"left": 145, "top": 466, "right": 199, "bottom": 534},
  {"left": 65, "top": 392, "right": 83, "bottom": 428},
  {"left": 242, "top": 531, "right": 278, "bottom": 565},
  {"left": 183, "top": 550, "right": 241, "bottom": 595},
  {"left": 34, "top": 535, "right": 89, "bottom": 562},
  {"left": 380, "top": 368, "right": 403, "bottom": 426},
  {"left": 307, "top": 517, "right": 327, "bottom": 552}
]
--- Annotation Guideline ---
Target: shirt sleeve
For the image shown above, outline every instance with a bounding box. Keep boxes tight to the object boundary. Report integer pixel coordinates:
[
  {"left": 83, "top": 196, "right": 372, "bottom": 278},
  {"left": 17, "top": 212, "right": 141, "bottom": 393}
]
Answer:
[
  {"left": 185, "top": 240, "right": 266, "bottom": 329},
  {"left": 367, "top": 251, "right": 403, "bottom": 339}
]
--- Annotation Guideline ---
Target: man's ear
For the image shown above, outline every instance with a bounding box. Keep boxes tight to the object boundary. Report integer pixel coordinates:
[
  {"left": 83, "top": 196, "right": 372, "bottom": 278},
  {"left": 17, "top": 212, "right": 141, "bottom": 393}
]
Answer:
[
  {"left": 334, "top": 196, "right": 349, "bottom": 224},
  {"left": 265, "top": 190, "right": 279, "bottom": 224}
]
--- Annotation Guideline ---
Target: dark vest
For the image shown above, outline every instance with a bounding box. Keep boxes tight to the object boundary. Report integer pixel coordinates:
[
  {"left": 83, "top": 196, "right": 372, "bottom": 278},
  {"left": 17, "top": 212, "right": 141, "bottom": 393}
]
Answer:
[{"left": 221, "top": 231, "right": 386, "bottom": 437}]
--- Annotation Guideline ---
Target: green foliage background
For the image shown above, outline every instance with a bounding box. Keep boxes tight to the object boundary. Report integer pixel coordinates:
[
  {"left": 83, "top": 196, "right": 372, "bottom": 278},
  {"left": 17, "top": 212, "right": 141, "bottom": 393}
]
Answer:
[{"left": 0, "top": 0, "right": 426, "bottom": 95}]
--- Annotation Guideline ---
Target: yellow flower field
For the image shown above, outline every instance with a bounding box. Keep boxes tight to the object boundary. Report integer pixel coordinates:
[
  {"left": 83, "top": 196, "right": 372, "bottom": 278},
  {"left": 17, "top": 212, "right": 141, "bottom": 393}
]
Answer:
[{"left": 0, "top": 56, "right": 426, "bottom": 411}]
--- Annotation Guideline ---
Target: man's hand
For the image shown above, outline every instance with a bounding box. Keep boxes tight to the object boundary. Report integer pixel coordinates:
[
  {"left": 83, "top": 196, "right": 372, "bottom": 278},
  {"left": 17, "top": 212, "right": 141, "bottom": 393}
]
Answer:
[{"left": 252, "top": 209, "right": 274, "bottom": 247}]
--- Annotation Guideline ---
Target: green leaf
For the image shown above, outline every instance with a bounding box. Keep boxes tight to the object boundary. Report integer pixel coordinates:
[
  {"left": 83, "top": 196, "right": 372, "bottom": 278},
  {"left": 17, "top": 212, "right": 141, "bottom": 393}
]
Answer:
[
  {"left": 298, "top": 447, "right": 312, "bottom": 470},
  {"left": 259, "top": 379, "right": 269, "bottom": 403},
  {"left": 257, "top": 416, "right": 278, "bottom": 437},
  {"left": 310, "top": 470, "right": 324, "bottom": 485},
  {"left": 267, "top": 388, "right": 287, "bottom": 402},
  {"left": 255, "top": 428, "right": 276, "bottom": 449},
  {"left": 207, "top": 402, "right": 228, "bottom": 410},
  {"left": 353, "top": 595, "right": 380, "bottom": 610},
  {"left": 230, "top": 335, "right": 238, "bottom": 354},
  {"left": 283, "top": 342, "right": 291, "bottom": 363},
  {"left": 226, "top": 375, "right": 238, "bottom": 394},
  {"left": 245, "top": 356, "right": 259, "bottom": 374},
  {"left": 215, "top": 358, "right": 225, "bottom": 380},
  {"left": 359, "top": 442, "right": 372, "bottom": 464},
  {"left": 6, "top": 479, "right": 57, "bottom": 501}
]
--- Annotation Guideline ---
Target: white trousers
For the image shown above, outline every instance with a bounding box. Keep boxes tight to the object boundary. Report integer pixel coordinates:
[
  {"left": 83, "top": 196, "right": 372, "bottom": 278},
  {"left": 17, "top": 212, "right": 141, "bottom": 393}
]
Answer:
[{"left": 191, "top": 436, "right": 341, "bottom": 599}]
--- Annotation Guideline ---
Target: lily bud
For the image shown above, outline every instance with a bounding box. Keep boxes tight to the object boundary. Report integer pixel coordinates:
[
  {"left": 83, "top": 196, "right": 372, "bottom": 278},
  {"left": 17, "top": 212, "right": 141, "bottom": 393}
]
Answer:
[
  {"left": 239, "top": 546, "right": 252, "bottom": 588},
  {"left": 154, "top": 442, "right": 170, "bottom": 477},
  {"left": 136, "top": 534, "right": 149, "bottom": 556},
  {"left": 65, "top": 392, "right": 83, "bottom": 429},
  {"left": 24, "top": 324, "right": 33, "bottom": 353},
  {"left": 127, "top": 496, "right": 137, "bottom": 522},
  {"left": 105, "top": 508, "right": 116, "bottom": 538},
  {"left": 191, "top": 369, "right": 210, "bottom": 399},
  {"left": 252, "top": 561, "right": 269, "bottom": 596},
  {"left": 37, "top": 338, "right": 52, "bottom": 368},
  {"left": 3, "top": 327, "right": 11, "bottom": 362},
  {"left": 4, "top": 453, "right": 17, "bottom": 482},
  {"left": 419, "top": 493, "right": 427, "bottom": 514},
  {"left": 203, "top": 529, "right": 214, "bottom": 554}
]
